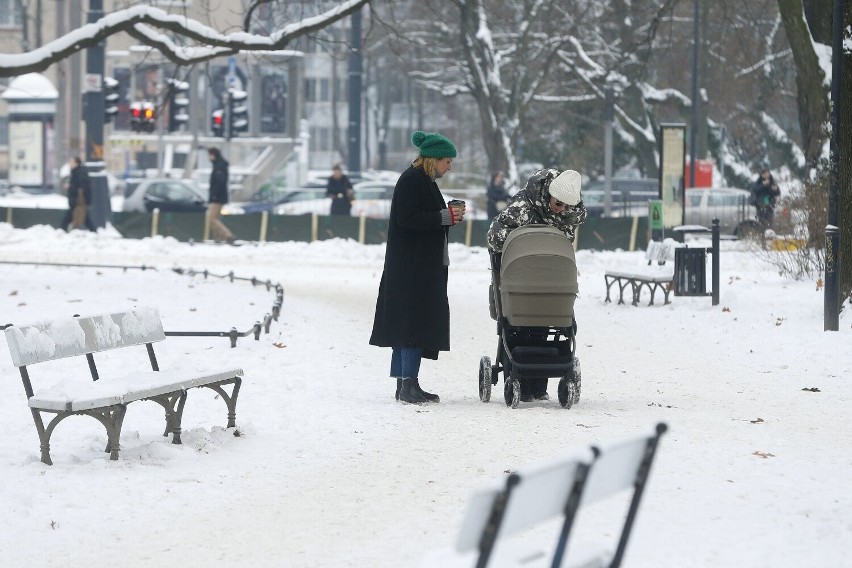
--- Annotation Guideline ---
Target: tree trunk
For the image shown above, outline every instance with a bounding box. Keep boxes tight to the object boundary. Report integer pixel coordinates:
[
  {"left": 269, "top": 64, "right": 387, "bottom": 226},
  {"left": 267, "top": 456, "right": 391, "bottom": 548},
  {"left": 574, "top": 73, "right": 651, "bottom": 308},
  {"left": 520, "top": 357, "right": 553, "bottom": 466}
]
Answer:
[
  {"left": 838, "top": 1, "right": 852, "bottom": 300},
  {"left": 778, "top": 0, "right": 830, "bottom": 167}
]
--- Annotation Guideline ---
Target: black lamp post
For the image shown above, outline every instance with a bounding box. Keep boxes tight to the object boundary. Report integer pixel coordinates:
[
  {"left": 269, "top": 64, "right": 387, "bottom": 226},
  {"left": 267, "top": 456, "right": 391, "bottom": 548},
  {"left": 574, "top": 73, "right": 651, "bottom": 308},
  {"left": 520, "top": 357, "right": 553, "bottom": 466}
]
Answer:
[
  {"left": 347, "top": 7, "right": 363, "bottom": 176},
  {"left": 82, "top": 0, "right": 111, "bottom": 229},
  {"left": 824, "top": 0, "right": 844, "bottom": 331},
  {"left": 688, "top": 0, "right": 699, "bottom": 189}
]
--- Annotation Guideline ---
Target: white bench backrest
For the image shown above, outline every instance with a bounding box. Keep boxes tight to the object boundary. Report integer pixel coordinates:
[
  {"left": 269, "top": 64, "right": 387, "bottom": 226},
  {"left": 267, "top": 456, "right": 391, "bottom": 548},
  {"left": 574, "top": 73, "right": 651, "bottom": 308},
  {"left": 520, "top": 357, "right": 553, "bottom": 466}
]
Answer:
[
  {"left": 580, "top": 435, "right": 649, "bottom": 507},
  {"left": 644, "top": 239, "right": 677, "bottom": 263},
  {"left": 455, "top": 484, "right": 503, "bottom": 553},
  {"left": 4, "top": 307, "right": 165, "bottom": 367},
  {"left": 455, "top": 452, "right": 593, "bottom": 553}
]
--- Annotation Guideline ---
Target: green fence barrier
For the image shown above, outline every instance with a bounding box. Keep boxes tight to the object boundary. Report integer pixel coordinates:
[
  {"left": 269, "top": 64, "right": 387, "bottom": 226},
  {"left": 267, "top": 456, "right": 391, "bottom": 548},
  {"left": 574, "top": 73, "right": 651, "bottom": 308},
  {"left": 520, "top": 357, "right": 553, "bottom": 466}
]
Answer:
[
  {"left": 2, "top": 207, "right": 66, "bottom": 230},
  {"left": 576, "top": 216, "right": 650, "bottom": 251},
  {"left": 1, "top": 208, "right": 653, "bottom": 251}
]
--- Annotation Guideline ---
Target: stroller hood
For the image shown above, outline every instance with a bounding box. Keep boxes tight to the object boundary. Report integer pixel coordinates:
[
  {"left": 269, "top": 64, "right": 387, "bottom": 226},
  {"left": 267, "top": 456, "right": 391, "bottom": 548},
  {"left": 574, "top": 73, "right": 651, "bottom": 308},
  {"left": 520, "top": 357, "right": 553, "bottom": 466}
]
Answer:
[{"left": 500, "top": 225, "right": 578, "bottom": 327}]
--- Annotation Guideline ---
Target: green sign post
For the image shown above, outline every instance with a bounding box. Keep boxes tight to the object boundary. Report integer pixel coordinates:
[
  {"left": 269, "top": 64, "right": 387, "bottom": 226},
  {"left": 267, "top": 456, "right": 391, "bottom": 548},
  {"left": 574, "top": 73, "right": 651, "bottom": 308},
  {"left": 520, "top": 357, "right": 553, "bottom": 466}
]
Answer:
[{"left": 649, "top": 199, "right": 663, "bottom": 241}]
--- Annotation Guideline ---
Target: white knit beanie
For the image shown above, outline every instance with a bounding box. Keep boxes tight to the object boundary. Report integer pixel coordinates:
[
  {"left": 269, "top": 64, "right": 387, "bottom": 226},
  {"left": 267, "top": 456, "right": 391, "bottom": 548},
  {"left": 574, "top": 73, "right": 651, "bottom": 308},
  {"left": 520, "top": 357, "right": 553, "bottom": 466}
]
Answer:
[{"left": 548, "top": 169, "right": 582, "bottom": 206}]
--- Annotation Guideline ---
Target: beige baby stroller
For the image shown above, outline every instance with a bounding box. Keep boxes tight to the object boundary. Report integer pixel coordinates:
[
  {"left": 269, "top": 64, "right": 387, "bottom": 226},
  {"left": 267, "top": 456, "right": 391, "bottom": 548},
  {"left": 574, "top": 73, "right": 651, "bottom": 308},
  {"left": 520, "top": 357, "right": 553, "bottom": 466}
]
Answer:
[{"left": 479, "top": 225, "right": 581, "bottom": 409}]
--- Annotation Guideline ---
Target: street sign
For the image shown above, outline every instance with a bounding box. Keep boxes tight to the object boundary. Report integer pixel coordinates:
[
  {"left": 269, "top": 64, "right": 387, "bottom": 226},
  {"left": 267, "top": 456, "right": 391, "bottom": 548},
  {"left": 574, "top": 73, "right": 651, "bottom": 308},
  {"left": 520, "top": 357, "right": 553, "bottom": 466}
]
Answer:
[
  {"left": 649, "top": 200, "right": 663, "bottom": 230},
  {"left": 84, "top": 73, "right": 102, "bottom": 93}
]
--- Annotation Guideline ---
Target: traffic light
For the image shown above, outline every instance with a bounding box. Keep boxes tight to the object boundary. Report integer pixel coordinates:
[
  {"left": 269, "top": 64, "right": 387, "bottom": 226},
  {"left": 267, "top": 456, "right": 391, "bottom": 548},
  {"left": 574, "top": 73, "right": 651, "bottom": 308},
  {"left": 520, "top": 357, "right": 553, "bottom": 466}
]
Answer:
[
  {"left": 228, "top": 88, "right": 249, "bottom": 138},
  {"left": 211, "top": 109, "right": 225, "bottom": 137},
  {"left": 130, "top": 101, "right": 156, "bottom": 133},
  {"left": 167, "top": 79, "right": 190, "bottom": 133},
  {"left": 104, "top": 76, "right": 120, "bottom": 123}
]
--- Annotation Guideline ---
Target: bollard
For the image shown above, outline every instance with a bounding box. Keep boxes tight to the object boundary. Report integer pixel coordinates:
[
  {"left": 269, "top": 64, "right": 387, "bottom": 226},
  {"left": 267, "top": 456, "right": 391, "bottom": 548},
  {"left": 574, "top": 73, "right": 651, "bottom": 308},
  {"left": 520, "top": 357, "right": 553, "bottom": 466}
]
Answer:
[
  {"left": 711, "top": 219, "right": 720, "bottom": 306},
  {"left": 151, "top": 208, "right": 160, "bottom": 238},
  {"left": 825, "top": 225, "right": 839, "bottom": 331},
  {"left": 260, "top": 210, "right": 269, "bottom": 243}
]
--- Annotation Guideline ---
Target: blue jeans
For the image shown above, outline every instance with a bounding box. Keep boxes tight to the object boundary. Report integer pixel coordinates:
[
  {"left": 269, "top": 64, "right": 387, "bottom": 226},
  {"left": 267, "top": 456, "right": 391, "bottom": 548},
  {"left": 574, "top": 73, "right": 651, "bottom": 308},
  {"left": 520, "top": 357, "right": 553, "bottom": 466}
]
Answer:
[{"left": 390, "top": 347, "right": 423, "bottom": 379}]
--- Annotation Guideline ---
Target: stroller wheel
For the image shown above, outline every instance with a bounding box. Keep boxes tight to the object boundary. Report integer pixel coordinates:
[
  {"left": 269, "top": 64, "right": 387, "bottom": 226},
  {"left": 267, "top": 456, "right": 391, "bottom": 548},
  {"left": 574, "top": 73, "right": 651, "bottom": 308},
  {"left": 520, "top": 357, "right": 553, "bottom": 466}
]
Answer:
[
  {"left": 479, "top": 356, "right": 492, "bottom": 403},
  {"left": 558, "top": 377, "right": 577, "bottom": 409},
  {"left": 504, "top": 377, "right": 520, "bottom": 408},
  {"left": 571, "top": 357, "right": 582, "bottom": 405},
  {"left": 558, "top": 357, "right": 582, "bottom": 409}
]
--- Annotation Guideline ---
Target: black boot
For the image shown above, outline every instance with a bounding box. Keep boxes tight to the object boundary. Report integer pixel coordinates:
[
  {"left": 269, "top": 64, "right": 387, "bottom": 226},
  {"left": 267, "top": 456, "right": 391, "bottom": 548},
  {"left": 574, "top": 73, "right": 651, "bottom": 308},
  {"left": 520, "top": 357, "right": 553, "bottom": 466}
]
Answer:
[
  {"left": 413, "top": 378, "right": 440, "bottom": 403},
  {"left": 395, "top": 378, "right": 402, "bottom": 401},
  {"left": 398, "top": 377, "right": 427, "bottom": 404},
  {"left": 531, "top": 378, "right": 550, "bottom": 401}
]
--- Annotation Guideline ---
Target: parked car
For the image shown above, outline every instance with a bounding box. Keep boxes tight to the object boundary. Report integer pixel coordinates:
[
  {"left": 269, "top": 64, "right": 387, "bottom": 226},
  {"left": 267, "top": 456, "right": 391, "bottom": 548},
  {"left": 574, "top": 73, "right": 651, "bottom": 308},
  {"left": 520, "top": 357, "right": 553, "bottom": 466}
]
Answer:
[
  {"left": 275, "top": 179, "right": 485, "bottom": 219},
  {"left": 274, "top": 180, "right": 394, "bottom": 218},
  {"left": 684, "top": 187, "right": 759, "bottom": 236},
  {"left": 582, "top": 177, "right": 659, "bottom": 217},
  {"left": 222, "top": 183, "right": 325, "bottom": 215},
  {"left": 121, "top": 178, "right": 207, "bottom": 213}
]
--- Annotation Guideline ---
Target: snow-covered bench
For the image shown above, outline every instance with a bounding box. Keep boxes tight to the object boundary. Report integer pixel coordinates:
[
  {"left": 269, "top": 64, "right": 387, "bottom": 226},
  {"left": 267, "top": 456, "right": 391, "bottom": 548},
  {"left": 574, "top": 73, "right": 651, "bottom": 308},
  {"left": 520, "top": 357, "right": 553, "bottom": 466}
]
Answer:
[
  {"left": 3, "top": 307, "right": 243, "bottom": 465},
  {"left": 446, "top": 423, "right": 667, "bottom": 568},
  {"left": 604, "top": 240, "right": 677, "bottom": 306}
]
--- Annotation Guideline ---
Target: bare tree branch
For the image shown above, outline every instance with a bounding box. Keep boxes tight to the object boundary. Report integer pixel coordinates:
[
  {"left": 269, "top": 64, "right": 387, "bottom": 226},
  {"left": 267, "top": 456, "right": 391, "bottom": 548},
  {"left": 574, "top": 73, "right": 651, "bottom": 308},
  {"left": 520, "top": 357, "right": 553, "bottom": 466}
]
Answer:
[{"left": 0, "top": 0, "right": 369, "bottom": 77}]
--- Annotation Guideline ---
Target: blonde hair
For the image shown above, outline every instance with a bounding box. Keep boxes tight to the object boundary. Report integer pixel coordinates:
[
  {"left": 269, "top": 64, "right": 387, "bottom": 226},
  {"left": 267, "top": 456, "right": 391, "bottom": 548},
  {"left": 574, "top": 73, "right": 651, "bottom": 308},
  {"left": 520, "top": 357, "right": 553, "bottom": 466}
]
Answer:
[{"left": 413, "top": 156, "right": 442, "bottom": 178}]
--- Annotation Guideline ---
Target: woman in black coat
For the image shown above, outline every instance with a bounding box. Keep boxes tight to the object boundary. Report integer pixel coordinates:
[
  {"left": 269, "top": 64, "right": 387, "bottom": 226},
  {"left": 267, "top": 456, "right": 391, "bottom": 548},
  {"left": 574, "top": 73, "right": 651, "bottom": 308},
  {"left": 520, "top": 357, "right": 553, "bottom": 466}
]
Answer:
[{"left": 370, "top": 131, "right": 466, "bottom": 404}]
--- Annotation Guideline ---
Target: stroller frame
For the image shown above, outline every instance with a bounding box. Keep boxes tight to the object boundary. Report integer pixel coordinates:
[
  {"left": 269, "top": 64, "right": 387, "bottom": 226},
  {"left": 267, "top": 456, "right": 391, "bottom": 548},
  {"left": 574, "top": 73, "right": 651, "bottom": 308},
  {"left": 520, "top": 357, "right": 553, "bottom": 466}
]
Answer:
[{"left": 481, "top": 249, "right": 581, "bottom": 409}]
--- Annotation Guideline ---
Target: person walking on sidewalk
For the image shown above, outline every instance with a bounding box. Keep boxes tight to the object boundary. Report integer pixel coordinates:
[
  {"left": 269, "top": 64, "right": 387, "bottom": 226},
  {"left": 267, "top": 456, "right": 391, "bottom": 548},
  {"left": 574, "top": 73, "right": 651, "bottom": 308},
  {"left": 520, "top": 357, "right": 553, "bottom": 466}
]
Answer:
[
  {"left": 207, "top": 147, "right": 236, "bottom": 244},
  {"left": 326, "top": 163, "right": 355, "bottom": 216},
  {"left": 60, "top": 157, "right": 95, "bottom": 232}
]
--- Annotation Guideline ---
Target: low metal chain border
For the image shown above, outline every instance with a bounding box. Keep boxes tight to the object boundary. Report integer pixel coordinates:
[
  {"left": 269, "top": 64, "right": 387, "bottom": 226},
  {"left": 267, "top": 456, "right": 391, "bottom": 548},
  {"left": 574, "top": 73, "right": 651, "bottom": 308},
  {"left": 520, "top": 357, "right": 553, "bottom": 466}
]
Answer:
[{"left": 0, "top": 260, "right": 284, "bottom": 348}]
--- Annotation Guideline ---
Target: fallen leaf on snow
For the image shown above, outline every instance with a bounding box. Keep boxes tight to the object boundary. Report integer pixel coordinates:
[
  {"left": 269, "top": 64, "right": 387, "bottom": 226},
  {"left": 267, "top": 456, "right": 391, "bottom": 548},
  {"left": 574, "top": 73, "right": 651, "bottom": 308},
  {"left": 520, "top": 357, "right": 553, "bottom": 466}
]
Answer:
[
  {"left": 272, "top": 342, "right": 286, "bottom": 348},
  {"left": 753, "top": 451, "right": 775, "bottom": 459}
]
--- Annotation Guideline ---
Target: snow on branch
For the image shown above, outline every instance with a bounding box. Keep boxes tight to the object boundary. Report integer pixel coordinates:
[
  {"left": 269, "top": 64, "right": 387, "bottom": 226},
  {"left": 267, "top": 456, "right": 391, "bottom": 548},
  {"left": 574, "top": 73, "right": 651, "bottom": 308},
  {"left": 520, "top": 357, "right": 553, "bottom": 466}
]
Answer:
[
  {"left": 0, "top": 0, "right": 368, "bottom": 77},
  {"left": 733, "top": 49, "right": 792, "bottom": 79}
]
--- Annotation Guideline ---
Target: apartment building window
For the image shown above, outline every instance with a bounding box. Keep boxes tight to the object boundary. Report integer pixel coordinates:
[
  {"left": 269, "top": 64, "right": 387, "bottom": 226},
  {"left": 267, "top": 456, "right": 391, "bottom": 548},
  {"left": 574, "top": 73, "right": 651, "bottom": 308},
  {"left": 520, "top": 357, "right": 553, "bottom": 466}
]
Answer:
[
  {"left": 332, "top": 77, "right": 347, "bottom": 101},
  {"left": 260, "top": 72, "right": 288, "bottom": 134},
  {"left": 304, "top": 78, "right": 331, "bottom": 103},
  {"left": 151, "top": 0, "right": 192, "bottom": 7},
  {"left": 0, "top": 0, "right": 22, "bottom": 27},
  {"left": 309, "top": 126, "right": 330, "bottom": 152}
]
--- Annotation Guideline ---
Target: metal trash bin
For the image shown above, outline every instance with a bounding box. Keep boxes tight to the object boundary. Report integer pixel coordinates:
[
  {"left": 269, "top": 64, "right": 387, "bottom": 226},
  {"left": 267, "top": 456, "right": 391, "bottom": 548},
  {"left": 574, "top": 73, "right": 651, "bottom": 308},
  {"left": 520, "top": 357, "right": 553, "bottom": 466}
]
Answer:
[{"left": 674, "top": 247, "right": 707, "bottom": 296}]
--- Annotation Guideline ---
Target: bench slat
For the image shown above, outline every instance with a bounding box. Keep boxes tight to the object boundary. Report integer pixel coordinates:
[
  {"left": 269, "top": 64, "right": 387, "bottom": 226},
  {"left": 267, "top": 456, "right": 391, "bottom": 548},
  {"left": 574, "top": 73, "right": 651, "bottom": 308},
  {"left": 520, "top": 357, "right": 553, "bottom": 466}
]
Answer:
[
  {"left": 604, "top": 271, "right": 672, "bottom": 282},
  {"left": 5, "top": 307, "right": 166, "bottom": 367},
  {"left": 29, "top": 367, "right": 243, "bottom": 412}
]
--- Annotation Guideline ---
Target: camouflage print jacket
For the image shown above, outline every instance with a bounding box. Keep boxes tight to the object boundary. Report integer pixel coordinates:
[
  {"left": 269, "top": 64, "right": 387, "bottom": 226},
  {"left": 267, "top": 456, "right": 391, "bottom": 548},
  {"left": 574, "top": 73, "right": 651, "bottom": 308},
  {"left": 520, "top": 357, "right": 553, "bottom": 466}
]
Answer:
[{"left": 486, "top": 168, "right": 587, "bottom": 251}]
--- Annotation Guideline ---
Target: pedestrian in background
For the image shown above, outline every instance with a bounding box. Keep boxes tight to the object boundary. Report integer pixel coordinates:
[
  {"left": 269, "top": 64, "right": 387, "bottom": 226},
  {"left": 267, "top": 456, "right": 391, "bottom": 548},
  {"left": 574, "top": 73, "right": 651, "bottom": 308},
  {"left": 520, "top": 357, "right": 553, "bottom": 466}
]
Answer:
[
  {"left": 750, "top": 168, "right": 781, "bottom": 229},
  {"left": 61, "top": 157, "right": 95, "bottom": 232},
  {"left": 326, "top": 163, "right": 354, "bottom": 216},
  {"left": 370, "top": 131, "right": 466, "bottom": 404},
  {"left": 486, "top": 170, "right": 511, "bottom": 219},
  {"left": 207, "top": 147, "right": 236, "bottom": 244}
]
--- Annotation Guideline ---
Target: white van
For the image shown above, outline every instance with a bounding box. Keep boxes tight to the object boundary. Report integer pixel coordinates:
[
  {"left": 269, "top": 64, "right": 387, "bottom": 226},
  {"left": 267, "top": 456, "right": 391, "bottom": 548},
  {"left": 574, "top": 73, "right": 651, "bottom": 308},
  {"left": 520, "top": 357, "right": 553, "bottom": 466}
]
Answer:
[{"left": 684, "top": 187, "right": 759, "bottom": 236}]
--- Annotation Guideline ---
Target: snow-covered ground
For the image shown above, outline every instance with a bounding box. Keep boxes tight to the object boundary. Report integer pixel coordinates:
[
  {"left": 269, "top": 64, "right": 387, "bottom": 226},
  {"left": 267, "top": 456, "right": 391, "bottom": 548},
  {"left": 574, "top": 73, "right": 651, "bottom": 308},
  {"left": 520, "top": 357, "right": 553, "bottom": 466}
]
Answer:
[{"left": 0, "top": 223, "right": 849, "bottom": 567}]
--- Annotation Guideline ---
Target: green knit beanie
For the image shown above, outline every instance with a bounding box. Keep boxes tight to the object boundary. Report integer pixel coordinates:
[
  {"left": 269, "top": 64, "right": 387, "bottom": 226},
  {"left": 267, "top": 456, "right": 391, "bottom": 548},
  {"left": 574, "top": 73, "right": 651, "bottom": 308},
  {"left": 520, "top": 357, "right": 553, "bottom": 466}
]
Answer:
[{"left": 411, "top": 130, "right": 457, "bottom": 158}]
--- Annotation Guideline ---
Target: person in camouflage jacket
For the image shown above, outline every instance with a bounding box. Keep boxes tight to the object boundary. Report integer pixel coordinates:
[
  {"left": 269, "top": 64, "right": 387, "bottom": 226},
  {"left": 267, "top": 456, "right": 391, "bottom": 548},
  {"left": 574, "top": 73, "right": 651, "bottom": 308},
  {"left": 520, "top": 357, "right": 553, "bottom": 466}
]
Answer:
[{"left": 486, "top": 168, "right": 587, "bottom": 252}]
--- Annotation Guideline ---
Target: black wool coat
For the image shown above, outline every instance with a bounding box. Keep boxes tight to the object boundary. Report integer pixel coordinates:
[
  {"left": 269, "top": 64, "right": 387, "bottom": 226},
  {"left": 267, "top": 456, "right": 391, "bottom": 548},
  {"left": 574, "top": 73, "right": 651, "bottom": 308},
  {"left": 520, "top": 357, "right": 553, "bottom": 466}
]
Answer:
[
  {"left": 68, "top": 166, "right": 91, "bottom": 208},
  {"left": 209, "top": 157, "right": 229, "bottom": 204},
  {"left": 370, "top": 166, "right": 450, "bottom": 359}
]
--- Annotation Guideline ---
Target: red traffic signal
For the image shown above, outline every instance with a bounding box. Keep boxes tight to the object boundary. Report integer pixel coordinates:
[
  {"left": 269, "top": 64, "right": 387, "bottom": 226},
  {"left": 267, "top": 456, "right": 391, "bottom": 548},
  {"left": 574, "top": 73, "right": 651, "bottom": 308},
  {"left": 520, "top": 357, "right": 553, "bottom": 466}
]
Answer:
[
  {"left": 130, "top": 101, "right": 156, "bottom": 133},
  {"left": 211, "top": 109, "right": 225, "bottom": 137}
]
